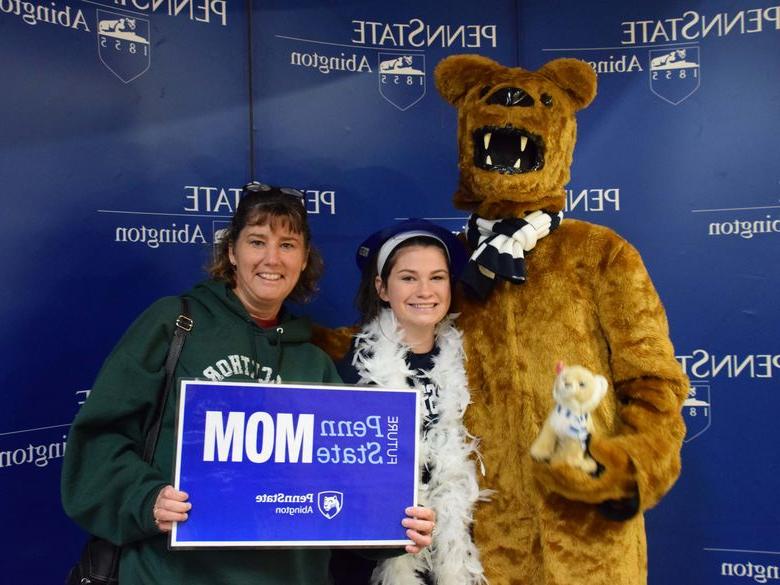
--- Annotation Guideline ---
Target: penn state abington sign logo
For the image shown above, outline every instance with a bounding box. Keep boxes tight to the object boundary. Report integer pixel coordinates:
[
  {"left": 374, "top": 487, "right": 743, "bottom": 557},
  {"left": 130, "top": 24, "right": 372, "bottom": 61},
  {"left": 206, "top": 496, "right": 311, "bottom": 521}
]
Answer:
[
  {"left": 683, "top": 382, "right": 711, "bottom": 443},
  {"left": 318, "top": 491, "right": 344, "bottom": 519},
  {"left": 378, "top": 53, "right": 426, "bottom": 111},
  {"left": 97, "top": 9, "right": 151, "bottom": 83},
  {"left": 649, "top": 46, "right": 700, "bottom": 105}
]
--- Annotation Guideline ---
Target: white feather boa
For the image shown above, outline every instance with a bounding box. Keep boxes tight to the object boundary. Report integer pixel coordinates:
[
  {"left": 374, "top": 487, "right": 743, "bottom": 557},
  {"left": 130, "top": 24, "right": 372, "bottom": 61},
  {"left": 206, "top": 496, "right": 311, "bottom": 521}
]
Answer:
[{"left": 350, "top": 309, "right": 486, "bottom": 585}]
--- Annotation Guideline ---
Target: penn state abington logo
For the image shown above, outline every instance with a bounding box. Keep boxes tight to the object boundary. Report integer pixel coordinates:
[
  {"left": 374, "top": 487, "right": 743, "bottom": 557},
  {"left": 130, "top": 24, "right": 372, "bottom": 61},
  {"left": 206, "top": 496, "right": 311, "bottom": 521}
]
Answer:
[
  {"left": 649, "top": 46, "right": 700, "bottom": 105},
  {"left": 97, "top": 9, "right": 151, "bottom": 83},
  {"left": 317, "top": 491, "right": 344, "bottom": 519},
  {"left": 378, "top": 53, "right": 426, "bottom": 111},
  {"left": 683, "top": 382, "right": 711, "bottom": 443}
]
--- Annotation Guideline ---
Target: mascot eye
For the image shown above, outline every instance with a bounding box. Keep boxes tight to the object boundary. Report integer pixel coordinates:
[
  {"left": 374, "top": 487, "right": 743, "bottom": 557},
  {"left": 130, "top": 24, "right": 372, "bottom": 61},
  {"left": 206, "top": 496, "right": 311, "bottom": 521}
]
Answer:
[
  {"left": 486, "top": 87, "right": 534, "bottom": 107},
  {"left": 479, "top": 86, "right": 492, "bottom": 99},
  {"left": 541, "top": 93, "right": 553, "bottom": 107}
]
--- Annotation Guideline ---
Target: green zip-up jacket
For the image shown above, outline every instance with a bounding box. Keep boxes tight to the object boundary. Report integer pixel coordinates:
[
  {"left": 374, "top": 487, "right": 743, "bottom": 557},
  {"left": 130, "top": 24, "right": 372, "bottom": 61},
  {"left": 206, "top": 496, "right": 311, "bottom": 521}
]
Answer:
[{"left": 62, "top": 279, "right": 342, "bottom": 585}]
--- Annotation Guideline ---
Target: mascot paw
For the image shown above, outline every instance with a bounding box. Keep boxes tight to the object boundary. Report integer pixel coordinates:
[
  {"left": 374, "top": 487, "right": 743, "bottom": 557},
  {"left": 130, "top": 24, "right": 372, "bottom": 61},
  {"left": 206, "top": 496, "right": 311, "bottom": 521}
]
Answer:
[
  {"left": 310, "top": 324, "right": 356, "bottom": 362},
  {"left": 532, "top": 436, "right": 638, "bottom": 504},
  {"left": 528, "top": 441, "right": 552, "bottom": 462}
]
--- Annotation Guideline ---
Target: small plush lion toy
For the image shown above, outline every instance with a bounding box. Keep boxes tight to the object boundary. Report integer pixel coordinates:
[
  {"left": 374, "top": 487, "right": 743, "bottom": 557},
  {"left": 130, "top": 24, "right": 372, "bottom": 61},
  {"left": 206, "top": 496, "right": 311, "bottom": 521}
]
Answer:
[{"left": 530, "top": 361, "right": 607, "bottom": 474}]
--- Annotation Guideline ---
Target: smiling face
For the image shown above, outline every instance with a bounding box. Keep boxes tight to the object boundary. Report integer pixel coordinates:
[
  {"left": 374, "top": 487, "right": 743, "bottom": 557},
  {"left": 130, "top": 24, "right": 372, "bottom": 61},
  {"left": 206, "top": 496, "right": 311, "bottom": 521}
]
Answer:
[
  {"left": 376, "top": 245, "right": 451, "bottom": 352},
  {"left": 229, "top": 221, "right": 308, "bottom": 320}
]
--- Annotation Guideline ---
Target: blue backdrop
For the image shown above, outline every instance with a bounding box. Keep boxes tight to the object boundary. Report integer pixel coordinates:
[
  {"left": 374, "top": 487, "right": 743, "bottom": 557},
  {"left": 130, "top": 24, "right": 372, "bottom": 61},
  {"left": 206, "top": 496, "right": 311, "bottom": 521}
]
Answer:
[{"left": 1, "top": 0, "right": 778, "bottom": 582}]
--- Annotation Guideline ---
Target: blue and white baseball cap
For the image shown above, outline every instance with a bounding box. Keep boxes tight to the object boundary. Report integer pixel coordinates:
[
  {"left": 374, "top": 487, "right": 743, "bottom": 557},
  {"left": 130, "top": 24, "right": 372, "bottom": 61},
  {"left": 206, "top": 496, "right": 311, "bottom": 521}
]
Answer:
[{"left": 355, "top": 218, "right": 468, "bottom": 279}]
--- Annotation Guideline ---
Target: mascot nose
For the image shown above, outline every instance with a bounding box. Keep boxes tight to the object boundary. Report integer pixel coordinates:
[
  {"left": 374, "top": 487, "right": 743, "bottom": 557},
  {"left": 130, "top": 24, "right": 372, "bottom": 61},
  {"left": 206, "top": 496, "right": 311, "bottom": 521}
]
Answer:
[{"left": 486, "top": 87, "right": 534, "bottom": 107}]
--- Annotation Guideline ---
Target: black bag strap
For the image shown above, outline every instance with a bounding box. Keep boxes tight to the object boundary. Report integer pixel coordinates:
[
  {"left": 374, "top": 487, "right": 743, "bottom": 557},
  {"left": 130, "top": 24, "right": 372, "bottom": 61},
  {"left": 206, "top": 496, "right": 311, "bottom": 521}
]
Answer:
[
  {"left": 142, "top": 297, "right": 193, "bottom": 463},
  {"left": 65, "top": 299, "right": 194, "bottom": 585}
]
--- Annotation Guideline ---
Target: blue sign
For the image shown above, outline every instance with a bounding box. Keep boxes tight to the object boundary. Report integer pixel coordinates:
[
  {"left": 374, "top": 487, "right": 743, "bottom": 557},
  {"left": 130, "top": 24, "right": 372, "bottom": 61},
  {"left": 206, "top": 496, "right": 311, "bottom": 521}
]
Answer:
[{"left": 171, "top": 380, "right": 420, "bottom": 548}]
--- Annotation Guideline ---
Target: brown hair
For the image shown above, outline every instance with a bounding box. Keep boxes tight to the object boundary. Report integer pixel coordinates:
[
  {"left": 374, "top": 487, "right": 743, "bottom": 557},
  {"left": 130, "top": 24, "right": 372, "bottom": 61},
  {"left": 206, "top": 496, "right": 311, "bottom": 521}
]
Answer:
[
  {"left": 208, "top": 188, "right": 324, "bottom": 303},
  {"left": 354, "top": 236, "right": 455, "bottom": 324}
]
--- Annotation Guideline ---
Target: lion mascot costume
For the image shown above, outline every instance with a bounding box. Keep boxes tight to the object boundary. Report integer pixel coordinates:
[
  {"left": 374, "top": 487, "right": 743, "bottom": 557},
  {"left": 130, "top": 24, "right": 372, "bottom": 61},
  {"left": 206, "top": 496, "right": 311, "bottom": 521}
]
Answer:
[{"left": 430, "top": 55, "right": 689, "bottom": 585}]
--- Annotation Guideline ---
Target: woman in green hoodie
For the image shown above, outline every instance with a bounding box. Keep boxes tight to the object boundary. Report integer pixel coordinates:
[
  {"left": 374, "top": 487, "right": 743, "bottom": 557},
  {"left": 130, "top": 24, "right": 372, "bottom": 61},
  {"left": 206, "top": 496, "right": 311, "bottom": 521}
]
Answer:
[{"left": 62, "top": 182, "right": 435, "bottom": 585}]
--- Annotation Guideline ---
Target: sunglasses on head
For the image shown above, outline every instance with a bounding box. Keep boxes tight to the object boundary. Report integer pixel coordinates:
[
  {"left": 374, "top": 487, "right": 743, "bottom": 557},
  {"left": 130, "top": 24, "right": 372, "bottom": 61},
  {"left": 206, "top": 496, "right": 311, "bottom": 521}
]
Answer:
[{"left": 242, "top": 181, "right": 306, "bottom": 203}]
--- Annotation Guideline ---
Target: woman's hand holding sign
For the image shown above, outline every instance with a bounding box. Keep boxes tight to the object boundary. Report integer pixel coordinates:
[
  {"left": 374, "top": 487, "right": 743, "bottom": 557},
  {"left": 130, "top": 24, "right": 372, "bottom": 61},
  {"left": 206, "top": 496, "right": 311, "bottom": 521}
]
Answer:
[
  {"left": 153, "top": 485, "right": 191, "bottom": 533},
  {"left": 402, "top": 506, "right": 436, "bottom": 554}
]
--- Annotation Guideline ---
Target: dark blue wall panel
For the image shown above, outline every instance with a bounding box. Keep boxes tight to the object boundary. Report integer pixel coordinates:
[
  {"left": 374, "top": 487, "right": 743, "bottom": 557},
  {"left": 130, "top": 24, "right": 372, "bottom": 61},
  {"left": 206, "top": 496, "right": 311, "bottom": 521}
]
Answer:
[{"left": 1, "top": 1, "right": 248, "bottom": 579}]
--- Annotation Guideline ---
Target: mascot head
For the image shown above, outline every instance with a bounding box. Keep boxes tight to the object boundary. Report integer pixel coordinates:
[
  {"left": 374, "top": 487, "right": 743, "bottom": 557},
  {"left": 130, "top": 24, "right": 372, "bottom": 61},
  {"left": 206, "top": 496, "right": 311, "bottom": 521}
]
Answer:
[{"left": 434, "top": 56, "right": 597, "bottom": 218}]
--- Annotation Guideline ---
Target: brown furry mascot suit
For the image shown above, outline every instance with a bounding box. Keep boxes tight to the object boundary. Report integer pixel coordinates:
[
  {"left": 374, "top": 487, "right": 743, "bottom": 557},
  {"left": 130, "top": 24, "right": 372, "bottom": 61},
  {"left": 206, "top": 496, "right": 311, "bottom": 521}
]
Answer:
[{"left": 431, "top": 55, "right": 689, "bottom": 585}]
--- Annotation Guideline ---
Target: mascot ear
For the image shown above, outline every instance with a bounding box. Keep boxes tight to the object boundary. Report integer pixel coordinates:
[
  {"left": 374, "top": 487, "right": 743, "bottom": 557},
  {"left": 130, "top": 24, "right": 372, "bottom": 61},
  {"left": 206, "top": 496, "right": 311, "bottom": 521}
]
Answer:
[
  {"left": 537, "top": 58, "right": 597, "bottom": 111},
  {"left": 434, "top": 54, "right": 505, "bottom": 106}
]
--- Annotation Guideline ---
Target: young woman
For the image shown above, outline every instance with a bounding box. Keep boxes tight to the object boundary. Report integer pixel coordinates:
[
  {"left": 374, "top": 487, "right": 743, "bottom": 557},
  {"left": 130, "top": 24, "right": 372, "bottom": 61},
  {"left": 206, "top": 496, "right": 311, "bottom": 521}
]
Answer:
[{"left": 332, "top": 219, "right": 485, "bottom": 585}]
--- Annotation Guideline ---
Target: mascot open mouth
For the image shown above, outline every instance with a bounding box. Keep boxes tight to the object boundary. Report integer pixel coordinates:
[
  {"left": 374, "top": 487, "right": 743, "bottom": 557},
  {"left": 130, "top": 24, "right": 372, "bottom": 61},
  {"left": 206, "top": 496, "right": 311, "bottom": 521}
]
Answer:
[{"left": 473, "top": 126, "right": 544, "bottom": 174}]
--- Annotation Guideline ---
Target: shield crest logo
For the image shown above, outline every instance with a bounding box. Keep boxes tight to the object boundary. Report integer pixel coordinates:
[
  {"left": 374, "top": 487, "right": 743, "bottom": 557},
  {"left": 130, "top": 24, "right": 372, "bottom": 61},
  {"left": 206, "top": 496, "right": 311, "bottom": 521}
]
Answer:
[
  {"left": 212, "top": 220, "right": 230, "bottom": 258},
  {"left": 378, "top": 53, "right": 426, "bottom": 111},
  {"left": 649, "top": 46, "right": 700, "bottom": 105},
  {"left": 683, "top": 383, "right": 711, "bottom": 443},
  {"left": 317, "top": 491, "right": 344, "bottom": 520},
  {"left": 97, "top": 10, "right": 151, "bottom": 83}
]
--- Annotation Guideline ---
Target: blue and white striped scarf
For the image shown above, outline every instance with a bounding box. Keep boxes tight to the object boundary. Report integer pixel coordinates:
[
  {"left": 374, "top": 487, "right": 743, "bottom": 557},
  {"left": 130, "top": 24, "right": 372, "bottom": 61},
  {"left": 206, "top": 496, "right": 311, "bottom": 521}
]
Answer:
[{"left": 461, "top": 210, "right": 563, "bottom": 300}]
